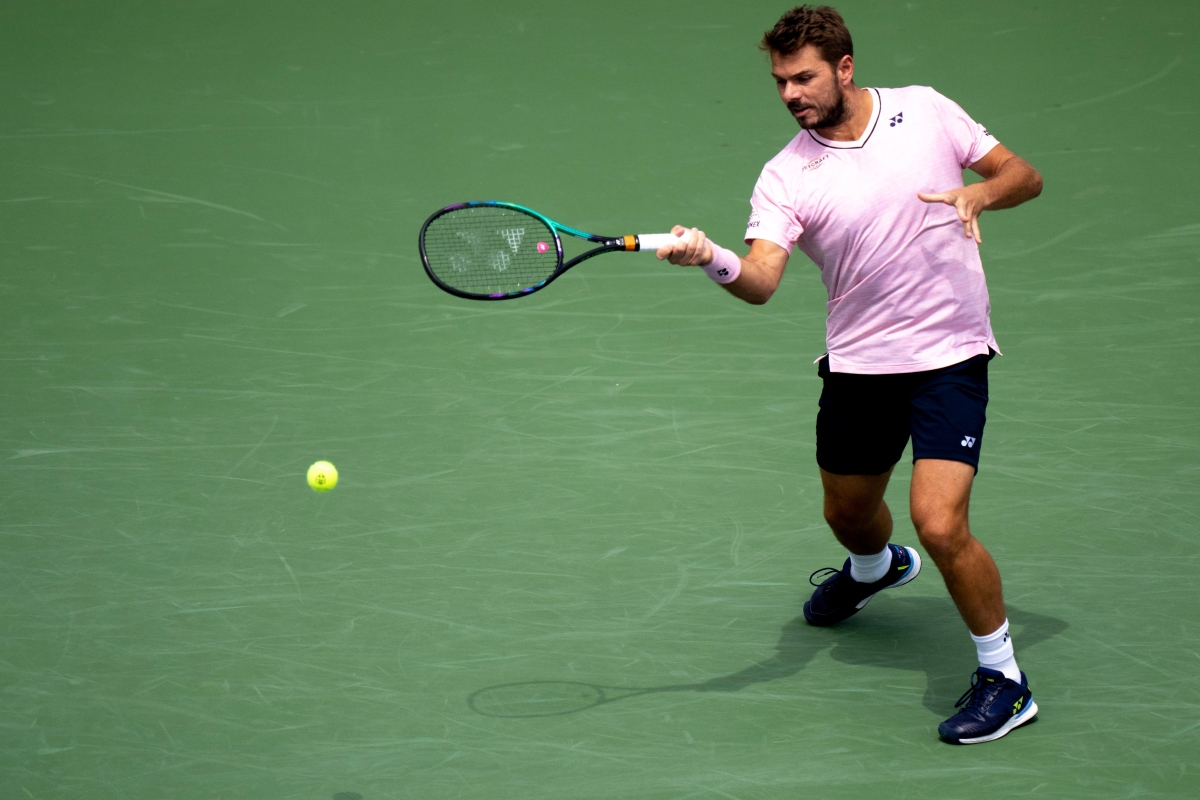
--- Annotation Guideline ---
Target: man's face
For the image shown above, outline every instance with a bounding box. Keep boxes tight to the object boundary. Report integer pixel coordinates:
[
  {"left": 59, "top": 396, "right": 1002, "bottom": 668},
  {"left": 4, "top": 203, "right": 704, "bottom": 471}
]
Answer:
[{"left": 771, "top": 45, "right": 850, "bottom": 130}]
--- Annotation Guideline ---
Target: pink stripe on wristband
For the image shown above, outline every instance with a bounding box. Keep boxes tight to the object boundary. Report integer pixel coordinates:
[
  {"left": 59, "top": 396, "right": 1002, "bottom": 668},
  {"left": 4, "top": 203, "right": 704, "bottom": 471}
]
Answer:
[{"left": 703, "top": 243, "right": 742, "bottom": 284}]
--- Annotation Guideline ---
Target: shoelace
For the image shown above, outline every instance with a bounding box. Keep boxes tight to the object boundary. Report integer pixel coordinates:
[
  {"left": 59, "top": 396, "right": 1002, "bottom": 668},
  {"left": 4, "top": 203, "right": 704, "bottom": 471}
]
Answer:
[
  {"left": 808, "top": 567, "right": 841, "bottom": 587},
  {"left": 807, "top": 566, "right": 862, "bottom": 607},
  {"left": 954, "top": 671, "right": 1004, "bottom": 714}
]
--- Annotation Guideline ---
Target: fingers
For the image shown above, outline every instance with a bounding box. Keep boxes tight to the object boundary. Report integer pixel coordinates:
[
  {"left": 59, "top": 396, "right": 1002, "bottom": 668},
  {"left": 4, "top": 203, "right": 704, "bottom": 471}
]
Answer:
[
  {"left": 950, "top": 197, "right": 973, "bottom": 240},
  {"left": 678, "top": 227, "right": 708, "bottom": 266},
  {"left": 917, "top": 191, "right": 952, "bottom": 204},
  {"left": 656, "top": 226, "right": 683, "bottom": 260},
  {"left": 952, "top": 197, "right": 984, "bottom": 243},
  {"left": 957, "top": 200, "right": 971, "bottom": 238},
  {"left": 658, "top": 226, "right": 710, "bottom": 266},
  {"left": 658, "top": 225, "right": 689, "bottom": 261},
  {"left": 920, "top": 190, "right": 983, "bottom": 243}
]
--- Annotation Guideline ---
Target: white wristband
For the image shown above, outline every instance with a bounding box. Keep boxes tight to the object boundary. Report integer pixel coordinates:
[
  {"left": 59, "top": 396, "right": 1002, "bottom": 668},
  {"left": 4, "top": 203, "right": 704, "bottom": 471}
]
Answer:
[{"left": 703, "top": 243, "right": 742, "bottom": 284}]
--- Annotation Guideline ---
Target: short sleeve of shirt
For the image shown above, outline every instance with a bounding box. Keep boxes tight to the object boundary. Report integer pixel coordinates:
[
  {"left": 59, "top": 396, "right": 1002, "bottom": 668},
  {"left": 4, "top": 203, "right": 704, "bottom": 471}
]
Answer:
[
  {"left": 745, "top": 161, "right": 803, "bottom": 252},
  {"left": 927, "top": 88, "right": 998, "bottom": 169}
]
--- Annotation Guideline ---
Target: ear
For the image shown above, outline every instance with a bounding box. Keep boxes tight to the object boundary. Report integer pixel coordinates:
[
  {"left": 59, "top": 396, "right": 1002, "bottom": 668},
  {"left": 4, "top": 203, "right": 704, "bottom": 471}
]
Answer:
[{"left": 837, "top": 54, "right": 855, "bottom": 87}]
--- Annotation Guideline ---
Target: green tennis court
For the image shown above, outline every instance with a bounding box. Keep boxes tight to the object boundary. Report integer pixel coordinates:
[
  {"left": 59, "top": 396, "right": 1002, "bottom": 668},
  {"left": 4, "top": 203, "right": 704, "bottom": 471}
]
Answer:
[{"left": 2, "top": 1, "right": 1197, "bottom": 797}]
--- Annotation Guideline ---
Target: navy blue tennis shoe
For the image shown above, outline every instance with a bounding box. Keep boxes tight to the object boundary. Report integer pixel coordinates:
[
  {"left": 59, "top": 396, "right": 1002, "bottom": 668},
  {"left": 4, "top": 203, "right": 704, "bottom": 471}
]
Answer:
[
  {"left": 938, "top": 667, "right": 1038, "bottom": 744},
  {"left": 802, "top": 543, "right": 922, "bottom": 626}
]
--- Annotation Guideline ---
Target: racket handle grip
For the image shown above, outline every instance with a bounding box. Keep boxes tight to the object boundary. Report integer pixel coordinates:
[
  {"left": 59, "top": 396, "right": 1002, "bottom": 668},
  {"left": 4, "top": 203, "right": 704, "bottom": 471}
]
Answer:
[{"left": 635, "top": 232, "right": 692, "bottom": 251}]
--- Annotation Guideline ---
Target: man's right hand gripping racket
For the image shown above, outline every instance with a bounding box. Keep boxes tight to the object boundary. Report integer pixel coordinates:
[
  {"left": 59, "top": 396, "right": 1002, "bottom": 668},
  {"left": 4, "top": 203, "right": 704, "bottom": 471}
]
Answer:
[{"left": 418, "top": 201, "right": 687, "bottom": 300}]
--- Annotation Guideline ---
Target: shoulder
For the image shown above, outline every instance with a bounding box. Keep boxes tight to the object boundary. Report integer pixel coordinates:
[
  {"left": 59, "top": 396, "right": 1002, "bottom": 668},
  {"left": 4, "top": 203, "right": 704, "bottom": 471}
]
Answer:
[
  {"left": 766, "top": 131, "right": 809, "bottom": 168},
  {"left": 760, "top": 131, "right": 812, "bottom": 180},
  {"left": 878, "top": 85, "right": 977, "bottom": 130},
  {"left": 877, "top": 85, "right": 946, "bottom": 107}
]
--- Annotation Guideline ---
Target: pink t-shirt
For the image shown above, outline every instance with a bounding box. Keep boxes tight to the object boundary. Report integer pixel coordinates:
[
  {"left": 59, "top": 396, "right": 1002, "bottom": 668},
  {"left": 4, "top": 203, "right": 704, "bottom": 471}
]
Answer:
[{"left": 745, "top": 86, "right": 1001, "bottom": 374}]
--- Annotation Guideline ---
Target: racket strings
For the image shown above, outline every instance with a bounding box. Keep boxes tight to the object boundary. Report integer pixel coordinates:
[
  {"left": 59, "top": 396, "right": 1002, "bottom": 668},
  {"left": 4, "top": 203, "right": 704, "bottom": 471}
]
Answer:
[{"left": 422, "top": 206, "right": 558, "bottom": 296}]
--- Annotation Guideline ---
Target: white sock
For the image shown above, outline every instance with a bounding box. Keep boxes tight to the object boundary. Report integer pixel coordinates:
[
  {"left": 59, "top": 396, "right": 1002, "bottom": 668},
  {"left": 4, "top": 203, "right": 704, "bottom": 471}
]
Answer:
[
  {"left": 848, "top": 547, "right": 891, "bottom": 583},
  {"left": 972, "top": 619, "right": 1021, "bottom": 683}
]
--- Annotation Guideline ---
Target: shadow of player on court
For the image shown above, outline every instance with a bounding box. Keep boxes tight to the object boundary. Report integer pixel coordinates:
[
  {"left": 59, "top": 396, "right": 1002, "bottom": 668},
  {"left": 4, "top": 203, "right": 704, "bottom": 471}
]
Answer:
[
  {"left": 695, "top": 595, "right": 1066, "bottom": 713},
  {"left": 468, "top": 596, "right": 1066, "bottom": 718}
]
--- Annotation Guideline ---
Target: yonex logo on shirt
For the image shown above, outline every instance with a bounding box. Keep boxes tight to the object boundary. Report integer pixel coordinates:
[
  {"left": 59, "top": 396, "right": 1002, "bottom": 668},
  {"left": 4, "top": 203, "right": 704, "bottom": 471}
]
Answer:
[
  {"left": 961, "top": 436, "right": 977, "bottom": 448},
  {"left": 747, "top": 212, "right": 761, "bottom": 229},
  {"left": 889, "top": 112, "right": 903, "bottom": 127}
]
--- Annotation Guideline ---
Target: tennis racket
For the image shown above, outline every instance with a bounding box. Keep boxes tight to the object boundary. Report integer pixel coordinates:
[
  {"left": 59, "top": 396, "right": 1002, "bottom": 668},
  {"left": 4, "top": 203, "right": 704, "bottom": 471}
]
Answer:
[{"left": 418, "top": 201, "right": 686, "bottom": 300}]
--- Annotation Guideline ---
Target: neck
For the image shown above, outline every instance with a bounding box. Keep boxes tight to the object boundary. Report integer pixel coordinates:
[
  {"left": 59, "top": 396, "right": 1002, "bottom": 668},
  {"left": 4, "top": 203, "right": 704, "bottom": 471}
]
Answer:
[{"left": 815, "top": 85, "right": 871, "bottom": 141}]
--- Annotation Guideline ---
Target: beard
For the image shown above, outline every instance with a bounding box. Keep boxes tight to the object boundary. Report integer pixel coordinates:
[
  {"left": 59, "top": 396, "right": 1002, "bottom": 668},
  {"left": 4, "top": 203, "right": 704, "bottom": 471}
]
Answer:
[{"left": 788, "top": 89, "right": 849, "bottom": 130}]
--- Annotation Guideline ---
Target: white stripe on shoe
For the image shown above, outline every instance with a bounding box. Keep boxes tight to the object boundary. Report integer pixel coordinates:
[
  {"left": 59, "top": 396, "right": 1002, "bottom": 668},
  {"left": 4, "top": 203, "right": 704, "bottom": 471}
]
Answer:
[{"left": 955, "top": 700, "right": 1039, "bottom": 745}]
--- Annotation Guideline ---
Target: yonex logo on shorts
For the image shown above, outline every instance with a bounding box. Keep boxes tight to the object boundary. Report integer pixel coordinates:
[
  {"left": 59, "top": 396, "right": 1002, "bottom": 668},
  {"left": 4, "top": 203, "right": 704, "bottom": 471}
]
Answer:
[{"left": 961, "top": 436, "right": 976, "bottom": 448}]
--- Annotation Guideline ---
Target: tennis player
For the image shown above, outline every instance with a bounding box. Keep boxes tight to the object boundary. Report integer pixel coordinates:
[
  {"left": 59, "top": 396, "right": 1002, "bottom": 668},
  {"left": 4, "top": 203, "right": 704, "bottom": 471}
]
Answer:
[{"left": 659, "top": 5, "right": 1043, "bottom": 744}]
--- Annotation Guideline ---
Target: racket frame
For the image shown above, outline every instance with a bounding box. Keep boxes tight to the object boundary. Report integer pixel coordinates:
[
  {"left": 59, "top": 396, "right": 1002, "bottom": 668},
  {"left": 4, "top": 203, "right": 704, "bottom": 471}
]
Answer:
[{"left": 418, "top": 201, "right": 639, "bottom": 301}]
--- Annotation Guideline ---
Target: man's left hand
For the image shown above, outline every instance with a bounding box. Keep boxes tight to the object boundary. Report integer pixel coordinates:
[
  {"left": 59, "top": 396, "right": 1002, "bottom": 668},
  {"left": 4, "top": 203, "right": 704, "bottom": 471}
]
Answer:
[{"left": 918, "top": 184, "right": 989, "bottom": 244}]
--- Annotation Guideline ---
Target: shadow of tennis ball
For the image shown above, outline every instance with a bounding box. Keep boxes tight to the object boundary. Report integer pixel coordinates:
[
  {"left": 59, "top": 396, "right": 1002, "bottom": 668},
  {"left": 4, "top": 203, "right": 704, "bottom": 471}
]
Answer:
[{"left": 333, "top": 793, "right": 363, "bottom": 800}]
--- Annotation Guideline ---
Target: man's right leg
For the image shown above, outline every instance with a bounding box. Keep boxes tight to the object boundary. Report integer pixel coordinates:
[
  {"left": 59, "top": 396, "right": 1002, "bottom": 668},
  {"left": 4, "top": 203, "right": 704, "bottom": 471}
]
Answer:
[
  {"left": 821, "top": 467, "right": 894, "bottom": 556},
  {"left": 806, "top": 360, "right": 922, "bottom": 625},
  {"left": 804, "top": 467, "right": 923, "bottom": 626}
]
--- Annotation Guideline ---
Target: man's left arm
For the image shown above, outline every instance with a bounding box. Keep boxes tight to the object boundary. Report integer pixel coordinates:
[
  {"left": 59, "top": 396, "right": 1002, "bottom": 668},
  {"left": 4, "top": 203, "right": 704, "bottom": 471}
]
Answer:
[{"left": 918, "top": 144, "right": 1043, "bottom": 244}]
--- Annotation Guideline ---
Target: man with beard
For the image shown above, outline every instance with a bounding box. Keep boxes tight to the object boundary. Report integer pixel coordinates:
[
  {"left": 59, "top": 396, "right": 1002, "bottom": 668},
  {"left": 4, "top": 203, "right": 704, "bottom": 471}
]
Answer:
[{"left": 658, "top": 5, "right": 1043, "bottom": 744}]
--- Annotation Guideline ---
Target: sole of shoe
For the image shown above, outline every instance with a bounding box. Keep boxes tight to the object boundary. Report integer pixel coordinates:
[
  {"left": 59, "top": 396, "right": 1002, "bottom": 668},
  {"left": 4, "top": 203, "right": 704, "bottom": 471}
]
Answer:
[{"left": 949, "top": 700, "right": 1039, "bottom": 745}]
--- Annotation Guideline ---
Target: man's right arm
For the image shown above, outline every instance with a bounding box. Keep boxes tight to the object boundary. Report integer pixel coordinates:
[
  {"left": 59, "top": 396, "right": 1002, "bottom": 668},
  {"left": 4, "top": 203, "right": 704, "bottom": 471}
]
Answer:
[{"left": 657, "top": 228, "right": 790, "bottom": 306}]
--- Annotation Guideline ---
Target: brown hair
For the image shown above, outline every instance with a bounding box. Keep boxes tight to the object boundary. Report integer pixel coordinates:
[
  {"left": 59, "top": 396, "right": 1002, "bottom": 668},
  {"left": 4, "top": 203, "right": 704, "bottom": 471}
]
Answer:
[{"left": 760, "top": 5, "right": 853, "bottom": 66}]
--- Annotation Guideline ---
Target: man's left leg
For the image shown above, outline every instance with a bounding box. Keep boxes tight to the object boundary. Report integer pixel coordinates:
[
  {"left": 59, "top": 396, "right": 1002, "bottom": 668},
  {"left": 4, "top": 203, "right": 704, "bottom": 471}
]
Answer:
[
  {"left": 910, "top": 459, "right": 1004, "bottom": 636},
  {"left": 911, "top": 458, "right": 1038, "bottom": 744}
]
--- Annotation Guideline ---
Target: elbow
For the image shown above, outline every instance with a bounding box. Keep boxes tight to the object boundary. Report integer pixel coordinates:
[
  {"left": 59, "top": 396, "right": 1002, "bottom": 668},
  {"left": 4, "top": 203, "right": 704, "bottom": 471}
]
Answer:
[
  {"left": 744, "top": 290, "right": 775, "bottom": 306},
  {"left": 1030, "top": 170, "right": 1044, "bottom": 199}
]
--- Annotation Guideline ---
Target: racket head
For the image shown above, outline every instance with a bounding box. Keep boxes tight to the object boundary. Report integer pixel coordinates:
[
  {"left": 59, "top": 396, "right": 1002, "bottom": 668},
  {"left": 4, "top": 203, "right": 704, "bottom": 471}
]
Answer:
[{"left": 419, "top": 202, "right": 563, "bottom": 300}]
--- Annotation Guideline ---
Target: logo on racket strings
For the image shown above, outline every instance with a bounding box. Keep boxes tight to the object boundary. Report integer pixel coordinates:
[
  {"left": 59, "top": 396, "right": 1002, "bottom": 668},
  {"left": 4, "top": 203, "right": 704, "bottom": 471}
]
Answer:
[
  {"left": 497, "top": 228, "right": 525, "bottom": 253},
  {"left": 537, "top": 241, "right": 550, "bottom": 254}
]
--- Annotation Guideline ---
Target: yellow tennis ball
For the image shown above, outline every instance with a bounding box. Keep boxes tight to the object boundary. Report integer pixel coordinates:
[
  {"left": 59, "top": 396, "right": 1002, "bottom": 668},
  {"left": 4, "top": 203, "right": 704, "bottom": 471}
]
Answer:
[{"left": 307, "top": 461, "right": 338, "bottom": 492}]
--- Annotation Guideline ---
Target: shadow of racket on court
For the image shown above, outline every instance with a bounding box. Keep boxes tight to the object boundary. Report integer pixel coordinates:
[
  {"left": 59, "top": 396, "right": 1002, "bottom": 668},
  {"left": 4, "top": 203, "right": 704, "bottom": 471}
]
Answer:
[{"left": 468, "top": 596, "right": 1066, "bottom": 718}]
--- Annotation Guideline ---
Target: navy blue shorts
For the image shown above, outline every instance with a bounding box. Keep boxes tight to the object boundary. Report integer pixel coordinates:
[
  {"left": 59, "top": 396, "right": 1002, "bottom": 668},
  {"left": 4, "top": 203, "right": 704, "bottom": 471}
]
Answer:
[{"left": 815, "top": 353, "right": 992, "bottom": 476}]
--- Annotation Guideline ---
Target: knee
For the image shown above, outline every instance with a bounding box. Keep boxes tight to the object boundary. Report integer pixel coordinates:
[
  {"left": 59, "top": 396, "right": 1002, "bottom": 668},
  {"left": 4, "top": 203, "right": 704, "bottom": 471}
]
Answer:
[
  {"left": 912, "top": 511, "right": 969, "bottom": 560},
  {"left": 824, "top": 499, "right": 876, "bottom": 535}
]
